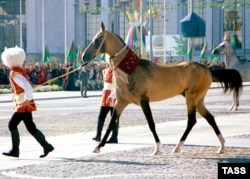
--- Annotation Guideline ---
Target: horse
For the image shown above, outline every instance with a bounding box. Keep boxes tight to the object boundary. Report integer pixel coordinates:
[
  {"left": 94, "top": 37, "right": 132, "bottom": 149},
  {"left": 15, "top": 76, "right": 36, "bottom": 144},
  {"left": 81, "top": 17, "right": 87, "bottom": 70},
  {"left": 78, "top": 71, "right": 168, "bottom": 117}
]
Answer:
[
  {"left": 210, "top": 68, "right": 242, "bottom": 111},
  {"left": 81, "top": 23, "right": 241, "bottom": 155},
  {"left": 212, "top": 40, "right": 250, "bottom": 82}
]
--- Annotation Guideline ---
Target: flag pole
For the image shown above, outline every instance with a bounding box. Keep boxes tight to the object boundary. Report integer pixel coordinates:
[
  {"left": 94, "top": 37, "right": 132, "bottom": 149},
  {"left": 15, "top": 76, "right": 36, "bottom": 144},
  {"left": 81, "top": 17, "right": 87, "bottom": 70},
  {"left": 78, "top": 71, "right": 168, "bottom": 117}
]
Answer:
[
  {"left": 149, "top": 0, "right": 153, "bottom": 61},
  {"left": 163, "top": 0, "right": 166, "bottom": 63},
  {"left": 140, "top": 0, "right": 142, "bottom": 58},
  {"left": 42, "top": 0, "right": 45, "bottom": 60},
  {"left": 187, "top": 0, "right": 193, "bottom": 61}
]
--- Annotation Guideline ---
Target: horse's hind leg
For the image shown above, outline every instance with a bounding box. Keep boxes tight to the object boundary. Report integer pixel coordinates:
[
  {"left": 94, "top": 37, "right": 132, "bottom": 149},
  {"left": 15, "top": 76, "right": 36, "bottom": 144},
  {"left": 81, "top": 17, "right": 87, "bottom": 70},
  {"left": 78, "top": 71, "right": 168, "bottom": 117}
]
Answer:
[
  {"left": 140, "top": 98, "right": 161, "bottom": 155},
  {"left": 172, "top": 106, "right": 197, "bottom": 153},
  {"left": 228, "top": 90, "right": 238, "bottom": 111},
  {"left": 196, "top": 101, "right": 225, "bottom": 153}
]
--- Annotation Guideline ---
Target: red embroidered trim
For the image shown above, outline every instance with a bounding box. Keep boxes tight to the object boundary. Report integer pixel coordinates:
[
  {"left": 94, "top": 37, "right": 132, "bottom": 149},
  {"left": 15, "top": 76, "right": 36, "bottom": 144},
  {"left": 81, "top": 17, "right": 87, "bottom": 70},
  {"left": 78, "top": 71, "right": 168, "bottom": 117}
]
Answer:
[{"left": 117, "top": 48, "right": 140, "bottom": 75}]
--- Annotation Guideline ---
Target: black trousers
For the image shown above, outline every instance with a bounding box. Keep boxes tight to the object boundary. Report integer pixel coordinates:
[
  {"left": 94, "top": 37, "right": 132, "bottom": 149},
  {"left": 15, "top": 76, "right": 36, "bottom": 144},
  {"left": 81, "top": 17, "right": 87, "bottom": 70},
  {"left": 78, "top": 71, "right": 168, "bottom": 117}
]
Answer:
[
  {"left": 98, "top": 106, "right": 114, "bottom": 123},
  {"left": 8, "top": 112, "right": 38, "bottom": 135}
]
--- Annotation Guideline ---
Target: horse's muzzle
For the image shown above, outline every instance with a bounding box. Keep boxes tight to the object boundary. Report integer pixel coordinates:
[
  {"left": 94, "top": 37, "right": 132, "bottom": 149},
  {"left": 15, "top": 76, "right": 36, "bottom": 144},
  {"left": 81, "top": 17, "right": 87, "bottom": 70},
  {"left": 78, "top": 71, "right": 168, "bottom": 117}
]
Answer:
[
  {"left": 212, "top": 49, "right": 219, "bottom": 56},
  {"left": 82, "top": 53, "right": 96, "bottom": 64}
]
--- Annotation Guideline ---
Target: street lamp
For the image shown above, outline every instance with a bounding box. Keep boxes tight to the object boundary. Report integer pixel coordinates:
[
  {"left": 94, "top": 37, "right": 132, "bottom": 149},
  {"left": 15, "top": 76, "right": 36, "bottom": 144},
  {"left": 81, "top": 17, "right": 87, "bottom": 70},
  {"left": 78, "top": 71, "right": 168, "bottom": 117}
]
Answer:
[
  {"left": 0, "top": 1, "right": 6, "bottom": 50},
  {"left": 84, "top": 1, "right": 90, "bottom": 46},
  {"left": 73, "top": 2, "right": 78, "bottom": 43}
]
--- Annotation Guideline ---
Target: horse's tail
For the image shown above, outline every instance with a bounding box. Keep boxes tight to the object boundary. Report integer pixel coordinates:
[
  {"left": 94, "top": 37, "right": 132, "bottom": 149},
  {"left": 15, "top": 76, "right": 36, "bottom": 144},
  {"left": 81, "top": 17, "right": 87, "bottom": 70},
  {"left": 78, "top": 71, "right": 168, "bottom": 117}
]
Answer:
[{"left": 210, "top": 69, "right": 243, "bottom": 96}]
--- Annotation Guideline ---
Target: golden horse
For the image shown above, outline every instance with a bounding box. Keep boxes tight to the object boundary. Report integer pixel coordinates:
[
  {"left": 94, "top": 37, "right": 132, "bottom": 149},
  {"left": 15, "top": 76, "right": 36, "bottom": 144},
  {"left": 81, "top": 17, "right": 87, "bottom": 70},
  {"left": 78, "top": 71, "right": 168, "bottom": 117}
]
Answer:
[{"left": 82, "top": 23, "right": 240, "bottom": 155}]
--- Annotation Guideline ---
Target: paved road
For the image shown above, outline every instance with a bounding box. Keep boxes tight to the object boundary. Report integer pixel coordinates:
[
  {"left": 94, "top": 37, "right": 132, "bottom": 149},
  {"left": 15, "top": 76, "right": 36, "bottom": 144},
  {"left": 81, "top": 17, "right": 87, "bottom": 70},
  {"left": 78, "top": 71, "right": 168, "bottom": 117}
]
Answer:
[{"left": 0, "top": 83, "right": 250, "bottom": 178}]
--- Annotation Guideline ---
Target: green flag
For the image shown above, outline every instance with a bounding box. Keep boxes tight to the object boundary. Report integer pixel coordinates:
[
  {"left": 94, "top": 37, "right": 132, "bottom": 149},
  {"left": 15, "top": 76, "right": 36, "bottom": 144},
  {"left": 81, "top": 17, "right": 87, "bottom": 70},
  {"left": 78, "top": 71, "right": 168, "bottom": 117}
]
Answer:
[
  {"left": 199, "top": 42, "right": 207, "bottom": 61},
  {"left": 66, "top": 39, "right": 77, "bottom": 64},
  {"left": 210, "top": 45, "right": 218, "bottom": 62},
  {"left": 230, "top": 34, "right": 236, "bottom": 49},
  {"left": 187, "top": 45, "right": 192, "bottom": 61},
  {"left": 43, "top": 45, "right": 50, "bottom": 64},
  {"left": 210, "top": 53, "right": 218, "bottom": 62},
  {"left": 77, "top": 44, "right": 83, "bottom": 67}
]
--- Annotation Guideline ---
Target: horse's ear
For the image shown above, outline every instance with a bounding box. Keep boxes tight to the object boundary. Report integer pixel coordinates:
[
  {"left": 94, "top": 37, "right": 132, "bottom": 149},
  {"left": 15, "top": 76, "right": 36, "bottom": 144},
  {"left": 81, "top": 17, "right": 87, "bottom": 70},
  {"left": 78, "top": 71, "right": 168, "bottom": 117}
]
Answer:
[{"left": 101, "top": 22, "right": 105, "bottom": 32}]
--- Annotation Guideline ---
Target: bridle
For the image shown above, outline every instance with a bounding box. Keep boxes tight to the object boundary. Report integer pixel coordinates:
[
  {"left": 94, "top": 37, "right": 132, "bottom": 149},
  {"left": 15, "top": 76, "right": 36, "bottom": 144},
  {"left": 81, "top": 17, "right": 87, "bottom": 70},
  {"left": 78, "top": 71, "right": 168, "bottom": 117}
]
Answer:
[
  {"left": 93, "top": 31, "right": 108, "bottom": 58},
  {"left": 94, "top": 30, "right": 127, "bottom": 60}
]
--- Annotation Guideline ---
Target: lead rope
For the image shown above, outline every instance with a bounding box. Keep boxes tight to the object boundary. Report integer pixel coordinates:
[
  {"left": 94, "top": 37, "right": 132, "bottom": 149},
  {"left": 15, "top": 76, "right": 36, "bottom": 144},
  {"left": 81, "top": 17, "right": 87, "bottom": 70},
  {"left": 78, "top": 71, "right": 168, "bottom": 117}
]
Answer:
[{"left": 33, "top": 67, "right": 80, "bottom": 90}]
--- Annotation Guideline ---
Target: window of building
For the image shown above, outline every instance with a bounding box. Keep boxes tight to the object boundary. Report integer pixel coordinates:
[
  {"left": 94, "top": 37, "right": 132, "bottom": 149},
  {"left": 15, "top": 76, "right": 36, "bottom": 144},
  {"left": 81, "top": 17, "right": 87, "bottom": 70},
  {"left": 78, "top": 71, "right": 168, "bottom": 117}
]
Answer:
[
  {"left": 0, "top": 0, "right": 26, "bottom": 52},
  {"left": 223, "top": 0, "right": 243, "bottom": 49}
]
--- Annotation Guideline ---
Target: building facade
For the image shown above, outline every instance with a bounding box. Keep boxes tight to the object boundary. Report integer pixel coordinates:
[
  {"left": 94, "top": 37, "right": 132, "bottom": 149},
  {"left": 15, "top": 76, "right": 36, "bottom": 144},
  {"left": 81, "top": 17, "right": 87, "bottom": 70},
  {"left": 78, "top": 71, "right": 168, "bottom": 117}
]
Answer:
[{"left": 0, "top": 0, "right": 249, "bottom": 63}]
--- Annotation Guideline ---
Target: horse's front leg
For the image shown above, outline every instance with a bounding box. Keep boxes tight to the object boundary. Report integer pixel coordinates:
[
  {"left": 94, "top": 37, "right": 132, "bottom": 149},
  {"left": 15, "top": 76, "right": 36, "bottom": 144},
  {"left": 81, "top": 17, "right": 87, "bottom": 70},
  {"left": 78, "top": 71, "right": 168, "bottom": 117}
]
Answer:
[
  {"left": 140, "top": 98, "right": 161, "bottom": 155},
  {"left": 93, "top": 109, "right": 120, "bottom": 153},
  {"left": 93, "top": 101, "right": 127, "bottom": 153}
]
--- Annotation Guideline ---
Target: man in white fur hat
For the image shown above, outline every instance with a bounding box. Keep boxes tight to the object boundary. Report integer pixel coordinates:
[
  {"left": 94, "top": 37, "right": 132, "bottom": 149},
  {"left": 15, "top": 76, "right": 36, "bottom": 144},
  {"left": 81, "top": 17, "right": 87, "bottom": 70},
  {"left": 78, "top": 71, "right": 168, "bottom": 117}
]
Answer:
[{"left": 1, "top": 46, "right": 54, "bottom": 158}]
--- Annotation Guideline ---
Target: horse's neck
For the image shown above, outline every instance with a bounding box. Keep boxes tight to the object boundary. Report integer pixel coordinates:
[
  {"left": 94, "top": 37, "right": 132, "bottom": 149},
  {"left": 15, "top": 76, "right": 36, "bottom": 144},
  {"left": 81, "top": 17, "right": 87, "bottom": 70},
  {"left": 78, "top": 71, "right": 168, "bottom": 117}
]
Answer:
[
  {"left": 110, "top": 47, "right": 129, "bottom": 68},
  {"left": 224, "top": 50, "right": 239, "bottom": 68}
]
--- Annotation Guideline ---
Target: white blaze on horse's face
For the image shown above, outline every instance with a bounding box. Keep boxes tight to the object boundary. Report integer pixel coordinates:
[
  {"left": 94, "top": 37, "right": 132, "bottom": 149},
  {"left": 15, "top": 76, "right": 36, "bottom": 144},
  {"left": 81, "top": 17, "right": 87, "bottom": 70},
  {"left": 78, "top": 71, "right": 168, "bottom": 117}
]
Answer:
[
  {"left": 213, "top": 41, "right": 229, "bottom": 56},
  {"left": 82, "top": 23, "right": 106, "bottom": 63}
]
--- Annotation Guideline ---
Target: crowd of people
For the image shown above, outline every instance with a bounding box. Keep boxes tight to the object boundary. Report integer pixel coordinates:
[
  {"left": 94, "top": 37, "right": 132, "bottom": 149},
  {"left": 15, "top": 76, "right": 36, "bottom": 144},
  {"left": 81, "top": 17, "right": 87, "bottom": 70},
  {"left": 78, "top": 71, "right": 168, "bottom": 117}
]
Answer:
[{"left": 0, "top": 62, "right": 106, "bottom": 91}]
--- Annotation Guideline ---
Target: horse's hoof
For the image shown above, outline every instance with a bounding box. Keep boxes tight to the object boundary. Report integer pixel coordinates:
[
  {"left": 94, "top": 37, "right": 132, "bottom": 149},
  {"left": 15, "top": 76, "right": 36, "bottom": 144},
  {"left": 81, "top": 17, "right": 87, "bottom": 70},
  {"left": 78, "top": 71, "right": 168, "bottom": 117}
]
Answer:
[
  {"left": 217, "top": 148, "right": 226, "bottom": 154},
  {"left": 152, "top": 150, "right": 161, "bottom": 155},
  {"left": 93, "top": 147, "right": 100, "bottom": 153},
  {"left": 172, "top": 147, "right": 181, "bottom": 153},
  {"left": 228, "top": 106, "right": 238, "bottom": 111}
]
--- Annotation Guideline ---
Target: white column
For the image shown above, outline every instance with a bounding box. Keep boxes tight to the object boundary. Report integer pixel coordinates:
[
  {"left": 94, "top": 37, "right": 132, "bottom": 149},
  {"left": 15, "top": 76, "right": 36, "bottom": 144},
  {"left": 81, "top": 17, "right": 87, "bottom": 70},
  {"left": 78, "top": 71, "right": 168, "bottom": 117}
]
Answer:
[
  {"left": 19, "top": 0, "right": 22, "bottom": 48},
  {"left": 64, "top": 0, "right": 67, "bottom": 63}
]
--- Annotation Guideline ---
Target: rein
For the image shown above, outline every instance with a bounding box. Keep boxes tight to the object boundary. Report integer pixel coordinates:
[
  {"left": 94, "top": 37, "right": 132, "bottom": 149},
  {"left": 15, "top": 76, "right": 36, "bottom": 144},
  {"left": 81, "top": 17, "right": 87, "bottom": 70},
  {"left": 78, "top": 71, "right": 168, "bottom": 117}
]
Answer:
[
  {"left": 94, "top": 31, "right": 108, "bottom": 58},
  {"left": 33, "top": 67, "right": 79, "bottom": 90}
]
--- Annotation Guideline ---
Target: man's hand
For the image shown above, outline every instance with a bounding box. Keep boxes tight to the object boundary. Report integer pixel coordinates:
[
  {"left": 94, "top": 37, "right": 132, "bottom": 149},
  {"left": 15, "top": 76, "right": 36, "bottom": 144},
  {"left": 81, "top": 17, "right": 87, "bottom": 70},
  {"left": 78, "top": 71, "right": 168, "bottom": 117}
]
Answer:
[{"left": 106, "top": 96, "right": 113, "bottom": 104}]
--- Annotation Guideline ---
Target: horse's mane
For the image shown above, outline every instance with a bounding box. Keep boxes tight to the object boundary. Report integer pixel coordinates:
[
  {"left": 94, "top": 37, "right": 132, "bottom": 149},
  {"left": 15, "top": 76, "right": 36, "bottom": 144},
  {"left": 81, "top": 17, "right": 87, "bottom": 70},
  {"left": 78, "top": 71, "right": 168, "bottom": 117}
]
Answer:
[{"left": 112, "top": 32, "right": 126, "bottom": 46}]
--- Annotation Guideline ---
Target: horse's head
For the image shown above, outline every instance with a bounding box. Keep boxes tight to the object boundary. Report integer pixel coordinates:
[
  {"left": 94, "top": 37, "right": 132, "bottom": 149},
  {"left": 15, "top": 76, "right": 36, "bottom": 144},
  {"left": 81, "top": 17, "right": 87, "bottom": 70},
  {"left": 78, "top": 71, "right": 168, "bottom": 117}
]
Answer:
[
  {"left": 212, "top": 41, "right": 231, "bottom": 56},
  {"left": 81, "top": 22, "right": 107, "bottom": 65},
  {"left": 82, "top": 22, "right": 125, "bottom": 66}
]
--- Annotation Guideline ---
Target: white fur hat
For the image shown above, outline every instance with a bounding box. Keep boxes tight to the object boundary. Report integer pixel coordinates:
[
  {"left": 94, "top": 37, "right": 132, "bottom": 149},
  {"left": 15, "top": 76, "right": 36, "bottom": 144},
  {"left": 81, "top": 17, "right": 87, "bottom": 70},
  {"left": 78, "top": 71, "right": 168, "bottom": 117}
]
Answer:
[{"left": 1, "top": 46, "right": 26, "bottom": 68}]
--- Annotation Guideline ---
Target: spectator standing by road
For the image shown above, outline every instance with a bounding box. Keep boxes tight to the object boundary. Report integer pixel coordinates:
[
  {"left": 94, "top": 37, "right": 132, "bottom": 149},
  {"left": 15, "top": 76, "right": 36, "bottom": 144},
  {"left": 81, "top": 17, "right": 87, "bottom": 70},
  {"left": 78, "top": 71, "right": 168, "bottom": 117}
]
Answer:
[
  {"left": 78, "top": 65, "right": 90, "bottom": 98},
  {"left": 64, "top": 63, "right": 75, "bottom": 91}
]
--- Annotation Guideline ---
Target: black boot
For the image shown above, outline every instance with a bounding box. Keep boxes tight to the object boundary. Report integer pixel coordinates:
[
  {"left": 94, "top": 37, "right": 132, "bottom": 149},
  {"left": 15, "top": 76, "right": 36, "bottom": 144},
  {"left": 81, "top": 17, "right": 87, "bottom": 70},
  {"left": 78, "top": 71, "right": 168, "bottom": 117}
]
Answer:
[
  {"left": 92, "top": 120, "right": 104, "bottom": 142},
  {"left": 33, "top": 130, "right": 54, "bottom": 158},
  {"left": 107, "top": 120, "right": 119, "bottom": 144},
  {"left": 2, "top": 129, "right": 20, "bottom": 158}
]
